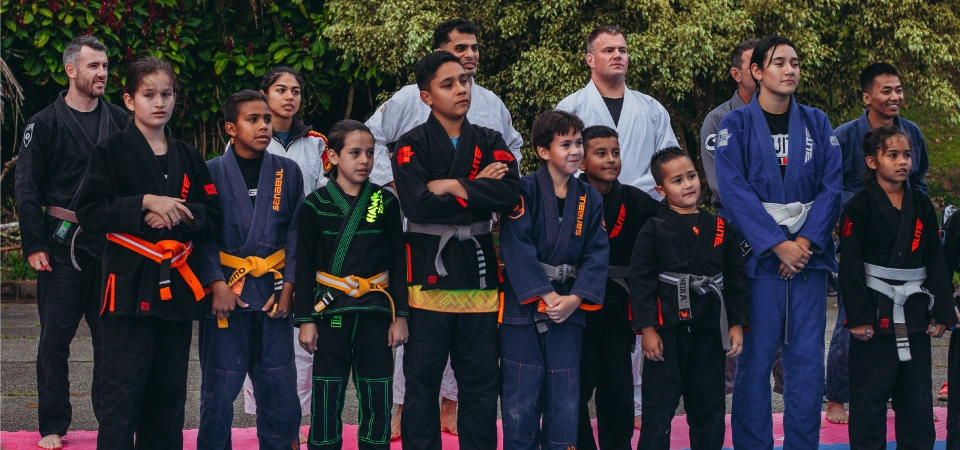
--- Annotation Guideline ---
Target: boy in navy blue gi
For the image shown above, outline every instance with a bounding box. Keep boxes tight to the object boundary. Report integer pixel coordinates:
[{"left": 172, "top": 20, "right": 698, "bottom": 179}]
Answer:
[
  {"left": 196, "top": 90, "right": 303, "bottom": 449},
  {"left": 499, "top": 109, "right": 609, "bottom": 450}
]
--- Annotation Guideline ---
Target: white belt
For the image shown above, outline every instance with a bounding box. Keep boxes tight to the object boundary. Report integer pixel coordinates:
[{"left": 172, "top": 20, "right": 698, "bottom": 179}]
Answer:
[
  {"left": 762, "top": 201, "right": 813, "bottom": 234},
  {"left": 864, "top": 263, "right": 933, "bottom": 361}
]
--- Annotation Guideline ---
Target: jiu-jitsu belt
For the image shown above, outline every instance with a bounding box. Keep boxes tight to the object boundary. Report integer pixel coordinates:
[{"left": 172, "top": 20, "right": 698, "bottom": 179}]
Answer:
[
  {"left": 657, "top": 272, "right": 730, "bottom": 351},
  {"left": 864, "top": 263, "right": 934, "bottom": 361},
  {"left": 607, "top": 265, "right": 630, "bottom": 293},
  {"left": 217, "top": 250, "right": 286, "bottom": 328},
  {"left": 106, "top": 232, "right": 205, "bottom": 302},
  {"left": 47, "top": 206, "right": 84, "bottom": 270},
  {"left": 406, "top": 221, "right": 492, "bottom": 288},
  {"left": 314, "top": 271, "right": 396, "bottom": 321}
]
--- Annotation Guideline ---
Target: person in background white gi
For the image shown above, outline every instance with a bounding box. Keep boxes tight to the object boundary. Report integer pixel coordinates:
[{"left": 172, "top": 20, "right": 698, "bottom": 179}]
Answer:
[
  {"left": 557, "top": 24, "right": 681, "bottom": 428},
  {"left": 365, "top": 18, "right": 524, "bottom": 440}
]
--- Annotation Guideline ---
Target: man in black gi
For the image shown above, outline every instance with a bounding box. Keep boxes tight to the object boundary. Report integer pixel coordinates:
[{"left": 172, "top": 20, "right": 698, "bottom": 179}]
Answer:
[{"left": 15, "top": 35, "right": 129, "bottom": 450}]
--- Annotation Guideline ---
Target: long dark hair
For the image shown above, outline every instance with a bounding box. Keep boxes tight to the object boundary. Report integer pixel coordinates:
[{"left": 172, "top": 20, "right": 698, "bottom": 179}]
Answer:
[
  {"left": 750, "top": 35, "right": 797, "bottom": 92},
  {"left": 861, "top": 125, "right": 910, "bottom": 181}
]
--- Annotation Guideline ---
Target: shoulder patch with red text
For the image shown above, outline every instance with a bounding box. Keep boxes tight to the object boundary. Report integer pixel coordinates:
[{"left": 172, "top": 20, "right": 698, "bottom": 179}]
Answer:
[
  {"left": 397, "top": 146, "right": 415, "bottom": 166},
  {"left": 204, "top": 184, "right": 217, "bottom": 195},
  {"left": 507, "top": 195, "right": 525, "bottom": 219},
  {"left": 493, "top": 150, "right": 515, "bottom": 162}
]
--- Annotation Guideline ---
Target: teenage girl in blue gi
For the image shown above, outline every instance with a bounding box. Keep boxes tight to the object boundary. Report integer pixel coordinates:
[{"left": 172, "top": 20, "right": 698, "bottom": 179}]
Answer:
[{"left": 716, "top": 35, "right": 842, "bottom": 449}]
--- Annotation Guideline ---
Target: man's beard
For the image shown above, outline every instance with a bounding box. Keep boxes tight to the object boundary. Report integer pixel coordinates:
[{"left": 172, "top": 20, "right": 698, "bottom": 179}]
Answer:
[{"left": 75, "top": 73, "right": 106, "bottom": 99}]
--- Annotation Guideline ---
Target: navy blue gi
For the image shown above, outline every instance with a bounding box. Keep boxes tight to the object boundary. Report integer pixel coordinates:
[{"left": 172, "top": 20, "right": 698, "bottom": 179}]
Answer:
[
  {"left": 196, "top": 146, "right": 303, "bottom": 449},
  {"left": 499, "top": 166, "right": 609, "bottom": 450}
]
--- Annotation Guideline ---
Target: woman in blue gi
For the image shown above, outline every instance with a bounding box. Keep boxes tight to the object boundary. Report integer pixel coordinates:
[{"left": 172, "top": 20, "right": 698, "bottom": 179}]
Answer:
[
  {"left": 716, "top": 35, "right": 842, "bottom": 449},
  {"left": 499, "top": 109, "right": 609, "bottom": 450}
]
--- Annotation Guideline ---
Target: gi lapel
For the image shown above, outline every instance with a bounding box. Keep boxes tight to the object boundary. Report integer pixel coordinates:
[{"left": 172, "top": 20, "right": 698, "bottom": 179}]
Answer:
[
  {"left": 585, "top": 81, "right": 617, "bottom": 129},
  {"left": 323, "top": 180, "right": 374, "bottom": 277},
  {"left": 782, "top": 96, "right": 809, "bottom": 204},
  {"left": 617, "top": 87, "right": 637, "bottom": 140},
  {"left": 125, "top": 124, "right": 167, "bottom": 194},
  {"left": 685, "top": 210, "right": 717, "bottom": 274},
  {"left": 537, "top": 167, "right": 580, "bottom": 265},
  {"left": 866, "top": 180, "right": 914, "bottom": 267},
  {"left": 447, "top": 116, "right": 480, "bottom": 180},
  {"left": 163, "top": 127, "right": 184, "bottom": 200},
  {"left": 659, "top": 208, "right": 699, "bottom": 265},
  {"left": 53, "top": 92, "right": 96, "bottom": 154},
  {"left": 604, "top": 179, "right": 627, "bottom": 239},
  {"left": 745, "top": 95, "right": 786, "bottom": 203}
]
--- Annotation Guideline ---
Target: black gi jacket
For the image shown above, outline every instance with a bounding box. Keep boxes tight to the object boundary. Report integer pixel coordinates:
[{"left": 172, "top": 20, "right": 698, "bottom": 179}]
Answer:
[
  {"left": 630, "top": 208, "right": 750, "bottom": 332},
  {"left": 75, "top": 124, "right": 222, "bottom": 320},
  {"left": 839, "top": 179, "right": 955, "bottom": 333},
  {"left": 15, "top": 92, "right": 129, "bottom": 258}
]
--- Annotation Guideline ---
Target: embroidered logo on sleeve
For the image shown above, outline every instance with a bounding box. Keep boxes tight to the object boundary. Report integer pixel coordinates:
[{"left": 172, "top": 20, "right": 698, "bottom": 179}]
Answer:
[
  {"left": 507, "top": 195, "right": 525, "bottom": 219},
  {"left": 273, "top": 169, "right": 283, "bottom": 211},
  {"left": 22, "top": 123, "right": 34, "bottom": 147},
  {"left": 716, "top": 128, "right": 730, "bottom": 148},
  {"left": 830, "top": 136, "right": 840, "bottom": 147},
  {"left": 705, "top": 133, "right": 716, "bottom": 151},
  {"left": 842, "top": 217, "right": 853, "bottom": 237},
  {"left": 397, "top": 146, "right": 415, "bottom": 166},
  {"left": 204, "top": 184, "right": 218, "bottom": 195},
  {"left": 493, "top": 150, "right": 515, "bottom": 162}
]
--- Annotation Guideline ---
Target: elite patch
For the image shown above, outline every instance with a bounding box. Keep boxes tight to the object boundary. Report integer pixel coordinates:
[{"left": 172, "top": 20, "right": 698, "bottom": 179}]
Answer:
[
  {"left": 716, "top": 129, "right": 731, "bottom": 148},
  {"left": 493, "top": 150, "right": 515, "bottom": 162},
  {"left": 22, "top": 123, "right": 34, "bottom": 148},
  {"left": 397, "top": 146, "right": 415, "bottom": 166},
  {"left": 911, "top": 218, "right": 923, "bottom": 251}
]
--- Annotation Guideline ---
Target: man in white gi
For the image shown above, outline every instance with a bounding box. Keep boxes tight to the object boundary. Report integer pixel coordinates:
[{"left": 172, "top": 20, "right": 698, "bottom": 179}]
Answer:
[
  {"left": 557, "top": 24, "right": 681, "bottom": 428},
  {"left": 365, "top": 17, "right": 523, "bottom": 440}
]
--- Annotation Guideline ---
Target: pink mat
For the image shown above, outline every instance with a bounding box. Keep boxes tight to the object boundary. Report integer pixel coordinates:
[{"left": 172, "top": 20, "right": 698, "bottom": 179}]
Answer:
[{"left": 0, "top": 408, "right": 948, "bottom": 449}]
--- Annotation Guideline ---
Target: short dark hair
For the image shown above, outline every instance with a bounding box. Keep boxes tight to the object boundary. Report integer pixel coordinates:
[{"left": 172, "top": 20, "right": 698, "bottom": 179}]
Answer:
[
  {"left": 650, "top": 146, "right": 691, "bottom": 186},
  {"left": 730, "top": 38, "right": 760, "bottom": 69},
  {"left": 750, "top": 35, "right": 797, "bottom": 89},
  {"left": 586, "top": 25, "right": 624, "bottom": 54},
  {"left": 433, "top": 18, "right": 479, "bottom": 49},
  {"left": 224, "top": 89, "right": 268, "bottom": 123},
  {"left": 261, "top": 66, "right": 304, "bottom": 91},
  {"left": 414, "top": 51, "right": 461, "bottom": 91},
  {"left": 859, "top": 63, "right": 899, "bottom": 94},
  {"left": 861, "top": 125, "right": 910, "bottom": 181},
  {"left": 582, "top": 125, "right": 618, "bottom": 149},
  {"left": 124, "top": 57, "right": 179, "bottom": 96},
  {"left": 63, "top": 35, "right": 107, "bottom": 67},
  {"left": 531, "top": 109, "right": 584, "bottom": 157},
  {"left": 325, "top": 119, "right": 373, "bottom": 178}
]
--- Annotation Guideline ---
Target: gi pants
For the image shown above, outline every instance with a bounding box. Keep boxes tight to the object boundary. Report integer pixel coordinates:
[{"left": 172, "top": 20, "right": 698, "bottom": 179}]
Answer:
[
  {"left": 947, "top": 329, "right": 960, "bottom": 450},
  {"left": 825, "top": 292, "right": 850, "bottom": 403},
  {"left": 96, "top": 315, "right": 192, "bottom": 450},
  {"left": 308, "top": 313, "right": 393, "bottom": 450},
  {"left": 36, "top": 248, "right": 103, "bottom": 437},
  {"left": 392, "top": 345, "right": 458, "bottom": 403},
  {"left": 577, "top": 320, "right": 635, "bottom": 450},
  {"left": 401, "top": 309, "right": 499, "bottom": 450},
  {"left": 732, "top": 270, "right": 827, "bottom": 450},
  {"left": 500, "top": 321, "right": 583, "bottom": 450},
  {"left": 849, "top": 332, "right": 934, "bottom": 450},
  {"left": 638, "top": 327, "right": 726, "bottom": 450},
  {"left": 197, "top": 313, "right": 300, "bottom": 450}
]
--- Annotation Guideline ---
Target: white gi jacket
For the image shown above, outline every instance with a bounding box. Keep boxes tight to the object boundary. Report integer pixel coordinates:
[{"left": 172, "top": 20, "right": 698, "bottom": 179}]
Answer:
[
  {"left": 557, "top": 80, "right": 679, "bottom": 199},
  {"left": 265, "top": 130, "right": 328, "bottom": 195},
  {"left": 366, "top": 81, "right": 524, "bottom": 185}
]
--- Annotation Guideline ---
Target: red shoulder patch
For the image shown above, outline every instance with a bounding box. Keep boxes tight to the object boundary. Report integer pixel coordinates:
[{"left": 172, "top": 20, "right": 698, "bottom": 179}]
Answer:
[
  {"left": 397, "top": 146, "right": 415, "bottom": 166},
  {"left": 493, "top": 150, "right": 515, "bottom": 162},
  {"left": 204, "top": 183, "right": 217, "bottom": 196},
  {"left": 841, "top": 217, "right": 852, "bottom": 237}
]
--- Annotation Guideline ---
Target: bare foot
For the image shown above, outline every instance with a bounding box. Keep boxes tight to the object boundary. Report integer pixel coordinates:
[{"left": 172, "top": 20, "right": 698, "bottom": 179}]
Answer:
[
  {"left": 634, "top": 415, "right": 641, "bottom": 430},
  {"left": 38, "top": 434, "right": 63, "bottom": 449},
  {"left": 391, "top": 404, "right": 403, "bottom": 440},
  {"left": 440, "top": 397, "right": 458, "bottom": 435},
  {"left": 299, "top": 430, "right": 307, "bottom": 444},
  {"left": 824, "top": 401, "right": 848, "bottom": 424}
]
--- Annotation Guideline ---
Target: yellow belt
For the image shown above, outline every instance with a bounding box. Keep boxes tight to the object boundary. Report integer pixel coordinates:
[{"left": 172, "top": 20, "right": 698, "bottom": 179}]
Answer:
[
  {"left": 217, "top": 250, "right": 286, "bottom": 328},
  {"left": 315, "top": 271, "right": 395, "bottom": 321}
]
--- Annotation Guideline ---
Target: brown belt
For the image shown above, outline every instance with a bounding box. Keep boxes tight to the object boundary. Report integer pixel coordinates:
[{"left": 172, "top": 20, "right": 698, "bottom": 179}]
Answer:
[{"left": 46, "top": 206, "right": 82, "bottom": 271}]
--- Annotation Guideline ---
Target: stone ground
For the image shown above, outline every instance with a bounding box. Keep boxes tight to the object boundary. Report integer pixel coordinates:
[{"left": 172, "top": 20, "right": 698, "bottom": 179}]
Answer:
[{"left": 0, "top": 296, "right": 951, "bottom": 432}]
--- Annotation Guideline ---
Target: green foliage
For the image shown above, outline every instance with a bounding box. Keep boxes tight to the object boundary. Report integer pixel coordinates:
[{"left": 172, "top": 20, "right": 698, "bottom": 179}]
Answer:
[
  {"left": 1, "top": 0, "right": 379, "bottom": 155},
  {"left": 323, "top": 0, "right": 960, "bottom": 176},
  {"left": 1, "top": 250, "right": 37, "bottom": 281}
]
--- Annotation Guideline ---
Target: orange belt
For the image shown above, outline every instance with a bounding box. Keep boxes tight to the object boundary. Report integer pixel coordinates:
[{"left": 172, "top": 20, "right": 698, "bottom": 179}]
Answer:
[{"left": 106, "top": 233, "right": 205, "bottom": 302}]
